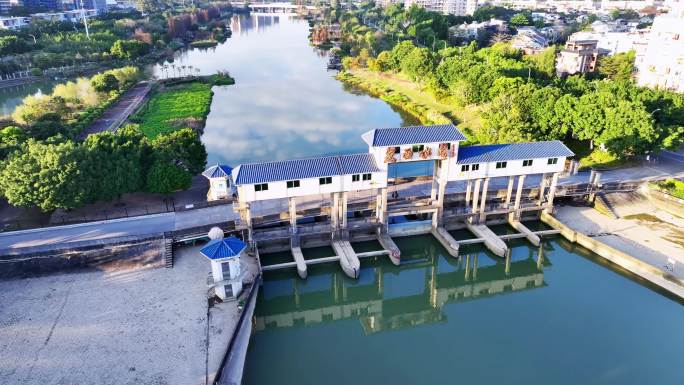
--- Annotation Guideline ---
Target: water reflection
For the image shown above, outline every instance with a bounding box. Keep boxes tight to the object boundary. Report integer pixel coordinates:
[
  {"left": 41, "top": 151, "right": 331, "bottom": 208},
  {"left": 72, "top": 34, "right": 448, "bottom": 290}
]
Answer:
[
  {"left": 255, "top": 237, "right": 551, "bottom": 334},
  {"left": 231, "top": 14, "right": 280, "bottom": 35},
  {"left": 0, "top": 81, "right": 57, "bottom": 116},
  {"left": 151, "top": 15, "right": 414, "bottom": 166}
]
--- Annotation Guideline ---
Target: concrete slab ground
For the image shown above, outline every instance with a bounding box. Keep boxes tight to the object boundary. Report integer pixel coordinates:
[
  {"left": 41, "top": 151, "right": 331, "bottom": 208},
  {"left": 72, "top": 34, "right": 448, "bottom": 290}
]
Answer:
[
  {"left": 556, "top": 204, "right": 684, "bottom": 281},
  {"left": 0, "top": 244, "right": 252, "bottom": 385}
]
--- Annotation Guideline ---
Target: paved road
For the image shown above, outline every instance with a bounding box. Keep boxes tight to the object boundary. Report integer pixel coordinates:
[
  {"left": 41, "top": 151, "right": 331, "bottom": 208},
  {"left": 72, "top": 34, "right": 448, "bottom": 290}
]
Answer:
[
  {"left": 78, "top": 82, "right": 151, "bottom": 139},
  {"left": 0, "top": 205, "right": 236, "bottom": 250},
  {"left": 0, "top": 156, "right": 682, "bottom": 251}
]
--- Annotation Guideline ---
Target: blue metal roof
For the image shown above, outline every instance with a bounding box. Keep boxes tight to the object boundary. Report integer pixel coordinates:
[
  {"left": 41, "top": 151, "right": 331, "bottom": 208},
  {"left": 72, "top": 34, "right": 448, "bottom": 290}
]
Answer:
[
  {"left": 202, "top": 164, "right": 233, "bottom": 179},
  {"left": 362, "top": 124, "right": 467, "bottom": 147},
  {"left": 338, "top": 153, "right": 381, "bottom": 175},
  {"left": 456, "top": 141, "right": 574, "bottom": 164},
  {"left": 234, "top": 153, "right": 381, "bottom": 185},
  {"left": 200, "top": 237, "right": 246, "bottom": 260}
]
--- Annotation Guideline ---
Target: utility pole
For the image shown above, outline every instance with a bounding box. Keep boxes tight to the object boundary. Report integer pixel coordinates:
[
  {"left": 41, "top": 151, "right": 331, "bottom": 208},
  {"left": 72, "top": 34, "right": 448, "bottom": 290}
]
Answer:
[{"left": 79, "top": 0, "right": 90, "bottom": 40}]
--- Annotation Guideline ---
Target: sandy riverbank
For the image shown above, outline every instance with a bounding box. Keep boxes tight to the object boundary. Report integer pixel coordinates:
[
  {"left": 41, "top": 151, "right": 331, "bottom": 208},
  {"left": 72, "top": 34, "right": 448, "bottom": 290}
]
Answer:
[{"left": 0, "top": 244, "right": 258, "bottom": 385}]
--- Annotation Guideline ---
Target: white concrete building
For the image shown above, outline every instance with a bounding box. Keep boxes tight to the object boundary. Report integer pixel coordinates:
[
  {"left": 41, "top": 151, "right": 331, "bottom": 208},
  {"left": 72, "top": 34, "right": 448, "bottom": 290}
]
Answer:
[
  {"left": 0, "top": 16, "right": 29, "bottom": 30},
  {"left": 511, "top": 27, "right": 549, "bottom": 53},
  {"left": 635, "top": 3, "right": 684, "bottom": 92},
  {"left": 31, "top": 9, "right": 97, "bottom": 23},
  {"left": 379, "top": 0, "right": 480, "bottom": 16},
  {"left": 567, "top": 30, "right": 647, "bottom": 55},
  {"left": 231, "top": 124, "right": 573, "bottom": 204},
  {"left": 202, "top": 164, "right": 234, "bottom": 201},
  {"left": 200, "top": 237, "right": 247, "bottom": 300}
]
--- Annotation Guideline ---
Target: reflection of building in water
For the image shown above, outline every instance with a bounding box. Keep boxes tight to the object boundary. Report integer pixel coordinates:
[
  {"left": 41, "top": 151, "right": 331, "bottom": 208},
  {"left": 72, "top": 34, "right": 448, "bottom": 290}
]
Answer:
[
  {"left": 230, "top": 14, "right": 280, "bottom": 35},
  {"left": 254, "top": 244, "right": 548, "bottom": 334}
]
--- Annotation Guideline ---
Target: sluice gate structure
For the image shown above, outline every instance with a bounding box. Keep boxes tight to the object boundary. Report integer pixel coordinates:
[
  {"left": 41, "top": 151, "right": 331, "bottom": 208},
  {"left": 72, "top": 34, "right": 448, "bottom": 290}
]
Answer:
[{"left": 207, "top": 124, "right": 573, "bottom": 280}]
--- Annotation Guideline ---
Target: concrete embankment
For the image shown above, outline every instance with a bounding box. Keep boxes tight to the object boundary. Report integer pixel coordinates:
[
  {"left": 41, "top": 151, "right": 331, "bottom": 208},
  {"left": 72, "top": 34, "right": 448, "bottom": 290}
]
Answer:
[
  {"left": 0, "top": 233, "right": 166, "bottom": 278},
  {"left": 541, "top": 211, "right": 684, "bottom": 299}
]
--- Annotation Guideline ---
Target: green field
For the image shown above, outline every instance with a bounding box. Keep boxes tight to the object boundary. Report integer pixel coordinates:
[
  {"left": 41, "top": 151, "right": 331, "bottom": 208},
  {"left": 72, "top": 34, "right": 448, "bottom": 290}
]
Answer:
[{"left": 136, "top": 82, "right": 214, "bottom": 137}]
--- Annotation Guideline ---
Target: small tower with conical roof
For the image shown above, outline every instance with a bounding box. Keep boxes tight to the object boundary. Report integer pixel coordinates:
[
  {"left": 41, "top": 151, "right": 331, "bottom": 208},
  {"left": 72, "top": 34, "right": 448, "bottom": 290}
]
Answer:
[
  {"left": 200, "top": 236, "right": 247, "bottom": 300},
  {"left": 202, "top": 164, "right": 233, "bottom": 201}
]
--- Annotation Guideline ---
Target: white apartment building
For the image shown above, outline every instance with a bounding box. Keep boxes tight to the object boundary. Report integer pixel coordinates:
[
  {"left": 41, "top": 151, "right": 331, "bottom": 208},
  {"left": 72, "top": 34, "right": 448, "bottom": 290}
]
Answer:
[
  {"left": 636, "top": 3, "right": 684, "bottom": 92},
  {"left": 568, "top": 30, "right": 648, "bottom": 55},
  {"left": 380, "top": 0, "right": 480, "bottom": 16},
  {"left": 0, "top": 16, "right": 29, "bottom": 30},
  {"left": 31, "top": 9, "right": 97, "bottom": 23}
]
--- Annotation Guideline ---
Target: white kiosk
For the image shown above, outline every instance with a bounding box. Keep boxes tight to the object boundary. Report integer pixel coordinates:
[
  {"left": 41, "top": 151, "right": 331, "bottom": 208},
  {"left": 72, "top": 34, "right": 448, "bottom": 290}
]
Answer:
[
  {"left": 200, "top": 236, "right": 247, "bottom": 300},
  {"left": 202, "top": 164, "right": 233, "bottom": 201}
]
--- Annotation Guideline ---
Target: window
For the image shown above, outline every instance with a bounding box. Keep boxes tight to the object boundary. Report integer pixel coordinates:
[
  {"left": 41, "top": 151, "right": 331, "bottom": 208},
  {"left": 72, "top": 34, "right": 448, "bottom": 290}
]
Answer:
[
  {"left": 319, "top": 177, "right": 332, "bottom": 185},
  {"left": 286, "top": 180, "right": 300, "bottom": 188},
  {"left": 461, "top": 164, "right": 470, "bottom": 172},
  {"left": 412, "top": 144, "right": 425, "bottom": 152},
  {"left": 255, "top": 183, "right": 268, "bottom": 192},
  {"left": 352, "top": 174, "right": 360, "bottom": 182},
  {"left": 471, "top": 164, "right": 479, "bottom": 171},
  {"left": 523, "top": 159, "right": 533, "bottom": 167},
  {"left": 362, "top": 173, "right": 372, "bottom": 181},
  {"left": 547, "top": 158, "right": 558, "bottom": 165},
  {"left": 496, "top": 161, "right": 507, "bottom": 169}
]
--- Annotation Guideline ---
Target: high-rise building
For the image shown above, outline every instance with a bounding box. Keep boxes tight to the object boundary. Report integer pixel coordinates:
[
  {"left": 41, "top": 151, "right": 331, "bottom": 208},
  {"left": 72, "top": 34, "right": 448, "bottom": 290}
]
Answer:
[{"left": 635, "top": 3, "right": 684, "bottom": 93}]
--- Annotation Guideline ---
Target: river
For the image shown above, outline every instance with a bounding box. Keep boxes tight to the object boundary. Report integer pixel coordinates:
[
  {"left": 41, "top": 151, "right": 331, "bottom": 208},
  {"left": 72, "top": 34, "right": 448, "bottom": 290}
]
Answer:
[
  {"left": 150, "top": 15, "right": 682, "bottom": 385},
  {"left": 152, "top": 14, "right": 417, "bottom": 167}
]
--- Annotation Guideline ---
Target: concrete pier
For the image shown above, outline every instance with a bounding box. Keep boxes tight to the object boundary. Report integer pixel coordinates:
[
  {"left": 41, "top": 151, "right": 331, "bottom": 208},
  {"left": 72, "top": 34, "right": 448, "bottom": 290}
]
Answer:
[
  {"left": 508, "top": 219, "right": 541, "bottom": 246},
  {"left": 377, "top": 231, "right": 401, "bottom": 265},
  {"left": 291, "top": 246, "right": 307, "bottom": 279},
  {"left": 431, "top": 227, "right": 460, "bottom": 258},
  {"left": 332, "top": 239, "right": 360, "bottom": 279},
  {"left": 466, "top": 223, "right": 507, "bottom": 257}
]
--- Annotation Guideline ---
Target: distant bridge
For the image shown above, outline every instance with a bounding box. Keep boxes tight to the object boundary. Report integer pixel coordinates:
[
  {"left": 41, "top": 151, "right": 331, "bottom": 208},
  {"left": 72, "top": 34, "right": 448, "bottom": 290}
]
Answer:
[{"left": 230, "top": 2, "right": 317, "bottom": 13}]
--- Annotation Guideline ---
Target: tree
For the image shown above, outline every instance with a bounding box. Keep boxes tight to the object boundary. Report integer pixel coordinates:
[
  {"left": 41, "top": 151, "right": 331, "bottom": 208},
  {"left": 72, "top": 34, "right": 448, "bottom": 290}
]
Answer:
[
  {"left": 110, "top": 39, "right": 150, "bottom": 60},
  {"left": 525, "top": 46, "right": 557, "bottom": 79},
  {"left": 145, "top": 160, "right": 192, "bottom": 194},
  {"left": 400, "top": 47, "right": 435, "bottom": 81},
  {"left": 510, "top": 13, "right": 532, "bottom": 27},
  {"left": 597, "top": 50, "right": 635, "bottom": 81},
  {"left": 82, "top": 128, "right": 148, "bottom": 202},
  {"left": 91, "top": 73, "right": 120, "bottom": 93},
  {"left": 12, "top": 95, "right": 69, "bottom": 126},
  {"left": 0, "top": 36, "right": 30, "bottom": 56},
  {"left": 150, "top": 127, "right": 207, "bottom": 175},
  {"left": 0, "top": 140, "right": 87, "bottom": 211}
]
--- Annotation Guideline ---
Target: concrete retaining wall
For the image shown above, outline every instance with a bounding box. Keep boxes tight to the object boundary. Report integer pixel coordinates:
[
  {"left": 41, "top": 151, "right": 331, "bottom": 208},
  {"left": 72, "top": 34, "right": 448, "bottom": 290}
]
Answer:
[
  {"left": 646, "top": 188, "right": 684, "bottom": 218},
  {"left": 541, "top": 212, "right": 684, "bottom": 299},
  {"left": 0, "top": 234, "right": 165, "bottom": 279}
]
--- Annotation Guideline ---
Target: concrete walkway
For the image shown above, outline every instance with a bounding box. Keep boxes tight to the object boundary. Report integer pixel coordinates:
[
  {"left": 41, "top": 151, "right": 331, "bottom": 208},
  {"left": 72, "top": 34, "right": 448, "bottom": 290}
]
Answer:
[
  {"left": 555, "top": 205, "right": 684, "bottom": 281},
  {"left": 78, "top": 82, "right": 151, "bottom": 139}
]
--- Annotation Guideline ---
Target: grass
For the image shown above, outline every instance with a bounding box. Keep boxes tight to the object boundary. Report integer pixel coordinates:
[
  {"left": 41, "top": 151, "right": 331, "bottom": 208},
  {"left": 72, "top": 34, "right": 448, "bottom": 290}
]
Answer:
[
  {"left": 565, "top": 139, "right": 637, "bottom": 170},
  {"left": 650, "top": 178, "right": 684, "bottom": 200},
  {"left": 338, "top": 69, "right": 484, "bottom": 137},
  {"left": 135, "top": 82, "right": 214, "bottom": 137}
]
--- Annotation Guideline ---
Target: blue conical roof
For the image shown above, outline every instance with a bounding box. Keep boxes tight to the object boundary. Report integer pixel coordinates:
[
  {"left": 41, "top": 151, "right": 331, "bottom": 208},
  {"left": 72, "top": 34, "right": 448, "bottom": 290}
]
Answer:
[
  {"left": 200, "top": 237, "right": 246, "bottom": 260},
  {"left": 202, "top": 164, "right": 233, "bottom": 179}
]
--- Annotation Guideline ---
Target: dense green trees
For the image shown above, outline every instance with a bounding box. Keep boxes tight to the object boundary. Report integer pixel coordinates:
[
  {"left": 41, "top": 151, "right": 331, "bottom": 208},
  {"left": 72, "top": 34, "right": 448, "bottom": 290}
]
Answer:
[
  {"left": 0, "top": 36, "right": 30, "bottom": 56},
  {"left": 110, "top": 39, "right": 151, "bottom": 60},
  {"left": 91, "top": 73, "right": 120, "bottom": 93},
  {"left": 597, "top": 50, "right": 635, "bottom": 81},
  {"left": 0, "top": 125, "right": 207, "bottom": 210},
  {"left": 334, "top": 1, "right": 684, "bottom": 160}
]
